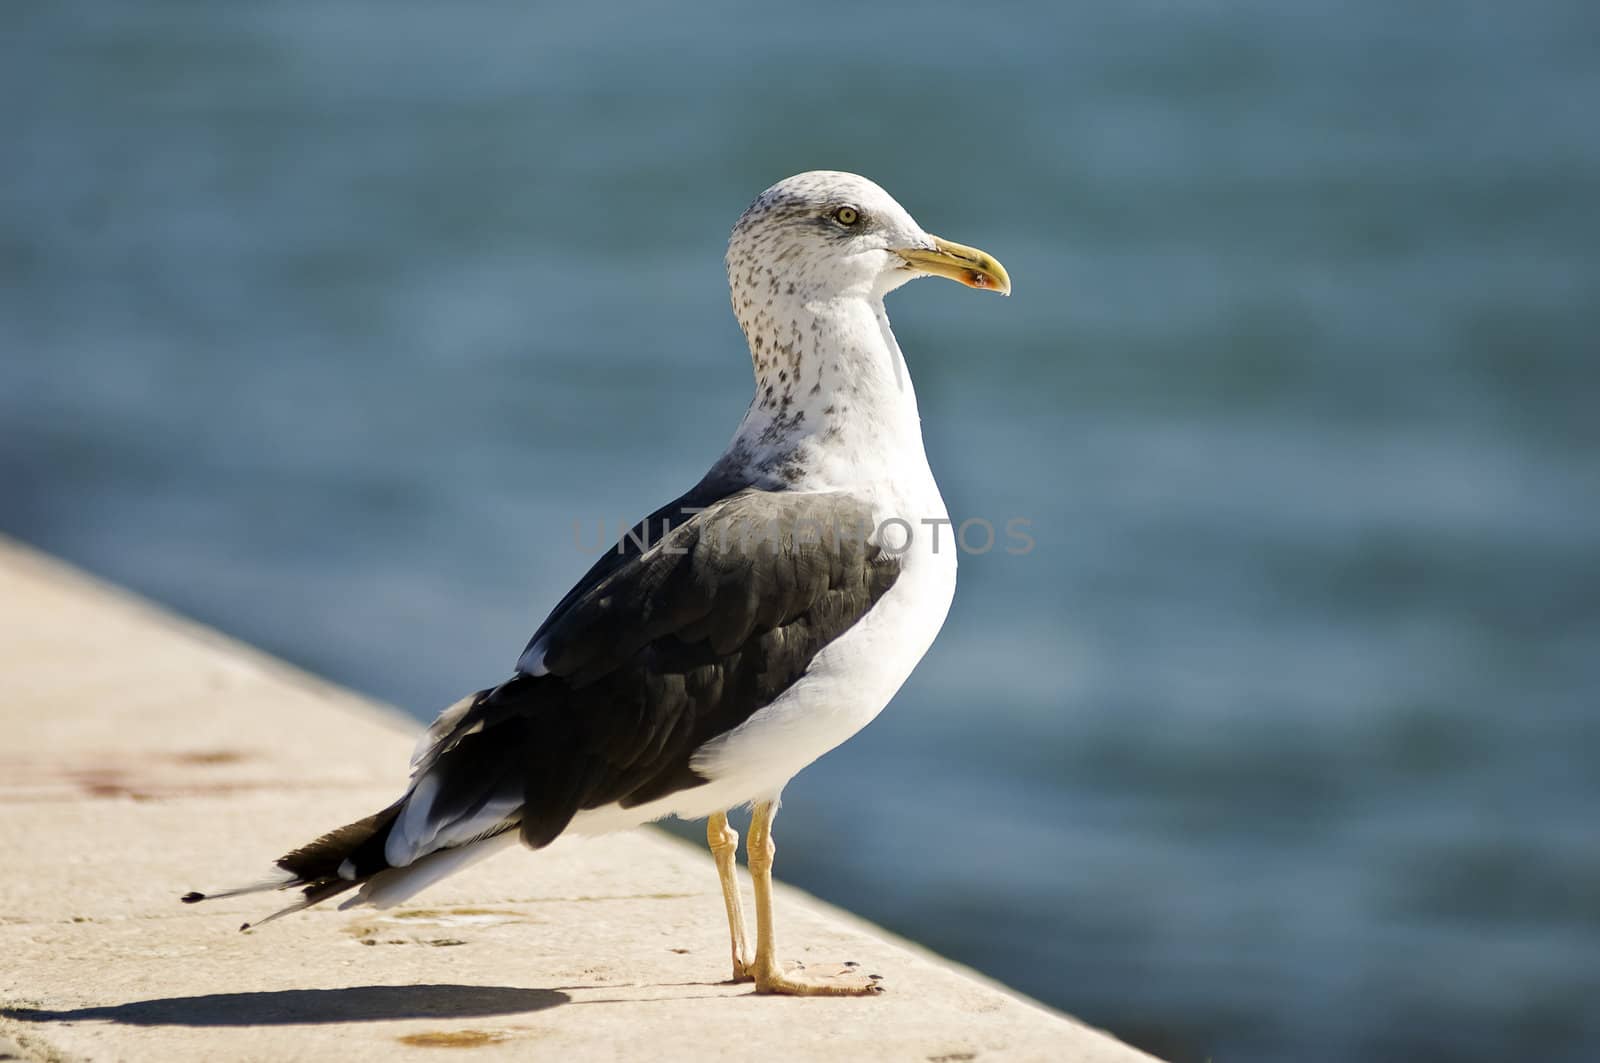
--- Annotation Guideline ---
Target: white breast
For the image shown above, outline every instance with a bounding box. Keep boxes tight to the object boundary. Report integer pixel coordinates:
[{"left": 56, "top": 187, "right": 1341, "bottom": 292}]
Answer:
[{"left": 692, "top": 544, "right": 954, "bottom": 783}]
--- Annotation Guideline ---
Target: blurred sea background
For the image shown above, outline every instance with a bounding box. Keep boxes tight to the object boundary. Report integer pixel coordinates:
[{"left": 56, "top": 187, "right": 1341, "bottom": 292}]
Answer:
[{"left": 4, "top": 2, "right": 1598, "bottom": 1060}]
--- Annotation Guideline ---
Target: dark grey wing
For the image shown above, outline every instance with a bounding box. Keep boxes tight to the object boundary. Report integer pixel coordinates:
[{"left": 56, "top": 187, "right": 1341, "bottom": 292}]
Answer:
[
  {"left": 393, "top": 488, "right": 899, "bottom": 859},
  {"left": 514, "top": 480, "right": 732, "bottom": 676}
]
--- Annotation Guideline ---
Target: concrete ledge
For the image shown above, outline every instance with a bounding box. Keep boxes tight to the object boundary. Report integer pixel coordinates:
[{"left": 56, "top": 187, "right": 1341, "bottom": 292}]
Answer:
[{"left": 0, "top": 538, "right": 1155, "bottom": 1062}]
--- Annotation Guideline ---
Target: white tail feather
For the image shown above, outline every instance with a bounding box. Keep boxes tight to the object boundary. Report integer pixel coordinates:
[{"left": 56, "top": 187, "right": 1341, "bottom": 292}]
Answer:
[{"left": 342, "top": 830, "right": 520, "bottom": 910}]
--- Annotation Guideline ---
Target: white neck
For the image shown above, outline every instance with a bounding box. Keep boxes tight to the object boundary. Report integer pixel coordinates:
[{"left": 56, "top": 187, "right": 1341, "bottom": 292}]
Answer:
[{"left": 714, "top": 290, "right": 932, "bottom": 492}]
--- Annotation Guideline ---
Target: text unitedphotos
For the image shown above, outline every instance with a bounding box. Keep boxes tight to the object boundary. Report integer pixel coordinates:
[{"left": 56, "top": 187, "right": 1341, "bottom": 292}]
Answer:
[{"left": 572, "top": 513, "right": 1036, "bottom": 557}]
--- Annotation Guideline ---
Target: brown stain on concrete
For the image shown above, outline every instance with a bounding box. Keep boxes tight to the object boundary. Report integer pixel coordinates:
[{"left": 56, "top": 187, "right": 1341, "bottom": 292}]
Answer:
[
  {"left": 502, "top": 892, "right": 697, "bottom": 905},
  {"left": 167, "top": 749, "right": 249, "bottom": 765},
  {"left": 397, "top": 1029, "right": 508, "bottom": 1048},
  {"left": 66, "top": 767, "right": 261, "bottom": 802},
  {"left": 346, "top": 903, "right": 542, "bottom": 945},
  {"left": 73, "top": 768, "right": 153, "bottom": 801},
  {"left": 0, "top": 749, "right": 380, "bottom": 804}
]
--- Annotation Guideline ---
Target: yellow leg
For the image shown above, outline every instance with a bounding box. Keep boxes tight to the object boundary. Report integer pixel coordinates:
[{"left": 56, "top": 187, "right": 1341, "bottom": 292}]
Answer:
[
  {"left": 707, "top": 811, "right": 752, "bottom": 982},
  {"left": 747, "top": 800, "right": 883, "bottom": 996}
]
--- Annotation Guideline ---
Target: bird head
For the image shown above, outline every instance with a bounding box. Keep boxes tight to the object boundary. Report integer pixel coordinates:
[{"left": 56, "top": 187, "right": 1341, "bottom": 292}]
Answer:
[{"left": 726, "top": 171, "right": 1010, "bottom": 308}]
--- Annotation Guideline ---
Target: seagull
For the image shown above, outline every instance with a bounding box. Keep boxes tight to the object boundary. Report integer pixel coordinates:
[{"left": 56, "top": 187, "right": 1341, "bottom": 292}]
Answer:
[{"left": 183, "top": 171, "right": 1010, "bottom": 996}]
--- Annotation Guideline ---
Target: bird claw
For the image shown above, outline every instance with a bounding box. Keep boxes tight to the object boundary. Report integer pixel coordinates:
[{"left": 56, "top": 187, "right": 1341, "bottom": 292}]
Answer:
[{"left": 754, "top": 960, "right": 885, "bottom": 996}]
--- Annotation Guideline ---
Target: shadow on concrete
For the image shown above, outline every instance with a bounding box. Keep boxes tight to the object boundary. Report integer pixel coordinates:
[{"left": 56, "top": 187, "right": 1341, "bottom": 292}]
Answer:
[{"left": 2, "top": 984, "right": 568, "bottom": 1026}]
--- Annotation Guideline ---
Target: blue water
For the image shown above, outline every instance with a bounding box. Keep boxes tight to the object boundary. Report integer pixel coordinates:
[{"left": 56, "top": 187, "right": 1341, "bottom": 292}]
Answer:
[{"left": 5, "top": 3, "right": 1599, "bottom": 1059}]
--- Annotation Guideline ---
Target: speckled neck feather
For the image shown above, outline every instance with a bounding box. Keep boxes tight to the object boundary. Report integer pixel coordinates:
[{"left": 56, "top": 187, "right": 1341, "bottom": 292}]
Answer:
[{"left": 714, "top": 174, "right": 930, "bottom": 491}]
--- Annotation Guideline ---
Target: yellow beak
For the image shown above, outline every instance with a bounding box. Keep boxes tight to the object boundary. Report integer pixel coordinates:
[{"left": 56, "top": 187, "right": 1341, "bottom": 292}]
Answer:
[{"left": 896, "top": 236, "right": 1011, "bottom": 295}]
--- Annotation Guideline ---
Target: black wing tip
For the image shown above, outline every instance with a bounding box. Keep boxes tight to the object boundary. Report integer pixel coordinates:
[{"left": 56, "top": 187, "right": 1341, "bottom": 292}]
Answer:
[
  {"left": 239, "top": 921, "right": 253, "bottom": 932},
  {"left": 181, "top": 891, "right": 206, "bottom": 904}
]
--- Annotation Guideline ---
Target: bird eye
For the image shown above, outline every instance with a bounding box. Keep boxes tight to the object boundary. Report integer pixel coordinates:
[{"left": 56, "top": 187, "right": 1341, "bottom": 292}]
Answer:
[{"left": 832, "top": 206, "right": 861, "bottom": 227}]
